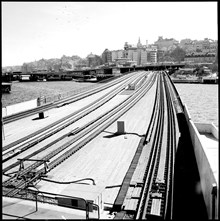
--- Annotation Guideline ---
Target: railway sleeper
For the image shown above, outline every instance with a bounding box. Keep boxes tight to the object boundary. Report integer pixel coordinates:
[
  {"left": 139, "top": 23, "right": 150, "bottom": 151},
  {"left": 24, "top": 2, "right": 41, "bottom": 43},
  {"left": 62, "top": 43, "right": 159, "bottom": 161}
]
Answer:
[
  {"left": 150, "top": 192, "right": 163, "bottom": 199},
  {"left": 146, "top": 196, "right": 164, "bottom": 219}
]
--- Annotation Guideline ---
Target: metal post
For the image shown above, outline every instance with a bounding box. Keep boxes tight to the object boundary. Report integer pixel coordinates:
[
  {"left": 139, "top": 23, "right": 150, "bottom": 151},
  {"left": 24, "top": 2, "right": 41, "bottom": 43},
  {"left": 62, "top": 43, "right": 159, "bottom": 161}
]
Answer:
[
  {"left": 86, "top": 202, "right": 89, "bottom": 219},
  {"left": 211, "top": 183, "right": 217, "bottom": 219},
  {"left": 19, "top": 160, "right": 24, "bottom": 171},
  {"left": 2, "top": 117, "right": 5, "bottom": 140},
  {"left": 44, "top": 161, "right": 48, "bottom": 174},
  {"left": 35, "top": 192, "right": 38, "bottom": 212}
]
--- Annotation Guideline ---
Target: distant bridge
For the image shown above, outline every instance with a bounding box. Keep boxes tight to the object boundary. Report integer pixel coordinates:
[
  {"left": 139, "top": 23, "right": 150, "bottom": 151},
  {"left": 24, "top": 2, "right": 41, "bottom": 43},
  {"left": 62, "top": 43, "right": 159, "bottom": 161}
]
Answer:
[{"left": 3, "top": 63, "right": 185, "bottom": 82}]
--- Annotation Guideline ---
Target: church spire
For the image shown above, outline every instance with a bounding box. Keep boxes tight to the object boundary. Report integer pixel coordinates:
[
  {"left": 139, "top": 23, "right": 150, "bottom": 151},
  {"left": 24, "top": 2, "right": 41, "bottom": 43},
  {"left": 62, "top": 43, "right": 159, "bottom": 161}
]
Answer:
[{"left": 137, "top": 37, "right": 142, "bottom": 48}]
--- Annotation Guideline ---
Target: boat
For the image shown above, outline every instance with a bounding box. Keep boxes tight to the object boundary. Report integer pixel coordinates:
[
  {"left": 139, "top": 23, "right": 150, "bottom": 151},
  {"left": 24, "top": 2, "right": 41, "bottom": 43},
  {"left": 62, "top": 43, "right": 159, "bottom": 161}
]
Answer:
[
  {"left": 19, "top": 74, "right": 31, "bottom": 81},
  {"left": 202, "top": 76, "right": 218, "bottom": 84},
  {"left": 83, "top": 75, "right": 97, "bottom": 82}
]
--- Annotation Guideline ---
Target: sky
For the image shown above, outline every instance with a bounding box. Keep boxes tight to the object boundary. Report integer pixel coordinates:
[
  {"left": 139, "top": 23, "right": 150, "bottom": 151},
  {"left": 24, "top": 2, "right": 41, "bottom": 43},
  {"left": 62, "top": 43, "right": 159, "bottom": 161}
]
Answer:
[{"left": 2, "top": 2, "right": 218, "bottom": 67}]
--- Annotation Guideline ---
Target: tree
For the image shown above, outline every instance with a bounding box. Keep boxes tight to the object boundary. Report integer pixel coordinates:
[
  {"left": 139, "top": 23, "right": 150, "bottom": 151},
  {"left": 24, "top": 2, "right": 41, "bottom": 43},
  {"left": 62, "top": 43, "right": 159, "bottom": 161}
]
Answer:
[
  {"left": 170, "top": 46, "right": 186, "bottom": 62},
  {"left": 210, "top": 63, "right": 218, "bottom": 73}
]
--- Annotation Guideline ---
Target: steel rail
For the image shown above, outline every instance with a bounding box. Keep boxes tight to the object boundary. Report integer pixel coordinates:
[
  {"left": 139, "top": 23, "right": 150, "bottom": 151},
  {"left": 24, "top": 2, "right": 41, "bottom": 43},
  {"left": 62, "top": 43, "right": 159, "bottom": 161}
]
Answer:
[
  {"left": 148, "top": 71, "right": 176, "bottom": 219},
  {"left": 3, "top": 71, "right": 145, "bottom": 156},
  {"left": 165, "top": 72, "right": 184, "bottom": 113},
  {"left": 144, "top": 73, "right": 161, "bottom": 144},
  {"left": 135, "top": 73, "right": 164, "bottom": 219},
  {"left": 143, "top": 73, "right": 166, "bottom": 219},
  {"left": 3, "top": 71, "right": 146, "bottom": 154},
  {"left": 112, "top": 73, "right": 160, "bottom": 218},
  {"left": 3, "top": 72, "right": 147, "bottom": 173},
  {"left": 163, "top": 72, "right": 178, "bottom": 219},
  {"left": 134, "top": 75, "right": 161, "bottom": 219},
  {"left": 48, "top": 73, "right": 155, "bottom": 171},
  {"left": 3, "top": 72, "right": 155, "bottom": 197},
  {"left": 136, "top": 72, "right": 178, "bottom": 219},
  {"left": 2, "top": 71, "right": 135, "bottom": 124},
  {"left": 3, "top": 74, "right": 155, "bottom": 197},
  {"left": 47, "top": 73, "right": 156, "bottom": 172}
]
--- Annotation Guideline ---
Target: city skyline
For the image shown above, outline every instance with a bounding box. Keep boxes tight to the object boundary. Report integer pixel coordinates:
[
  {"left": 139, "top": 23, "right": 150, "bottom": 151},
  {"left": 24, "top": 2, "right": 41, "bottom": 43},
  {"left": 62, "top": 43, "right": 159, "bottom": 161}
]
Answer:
[{"left": 2, "top": 2, "right": 218, "bottom": 67}]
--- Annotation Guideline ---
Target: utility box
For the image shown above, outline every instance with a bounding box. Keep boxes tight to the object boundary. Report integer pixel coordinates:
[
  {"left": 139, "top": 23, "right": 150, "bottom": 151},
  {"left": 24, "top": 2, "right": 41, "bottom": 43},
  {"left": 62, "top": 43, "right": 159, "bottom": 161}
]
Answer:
[
  {"left": 38, "top": 111, "right": 48, "bottom": 119},
  {"left": 117, "top": 121, "right": 125, "bottom": 134}
]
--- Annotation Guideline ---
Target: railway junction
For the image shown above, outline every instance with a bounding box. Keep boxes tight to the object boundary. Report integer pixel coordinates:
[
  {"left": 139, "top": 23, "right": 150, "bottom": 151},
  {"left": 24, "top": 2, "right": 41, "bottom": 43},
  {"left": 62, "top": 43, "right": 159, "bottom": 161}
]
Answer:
[{"left": 2, "top": 70, "right": 218, "bottom": 219}]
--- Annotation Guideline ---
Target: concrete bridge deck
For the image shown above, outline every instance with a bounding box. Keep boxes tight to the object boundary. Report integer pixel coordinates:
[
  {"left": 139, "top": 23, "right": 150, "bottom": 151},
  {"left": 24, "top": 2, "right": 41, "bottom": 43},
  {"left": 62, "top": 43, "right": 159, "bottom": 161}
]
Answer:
[
  {"left": 2, "top": 71, "right": 218, "bottom": 219},
  {"left": 2, "top": 72, "right": 157, "bottom": 219}
]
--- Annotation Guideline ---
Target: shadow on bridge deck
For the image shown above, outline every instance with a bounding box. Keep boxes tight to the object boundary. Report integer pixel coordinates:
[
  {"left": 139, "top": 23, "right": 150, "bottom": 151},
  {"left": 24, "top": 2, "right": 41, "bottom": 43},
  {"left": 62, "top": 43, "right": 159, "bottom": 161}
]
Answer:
[{"left": 172, "top": 113, "right": 208, "bottom": 219}]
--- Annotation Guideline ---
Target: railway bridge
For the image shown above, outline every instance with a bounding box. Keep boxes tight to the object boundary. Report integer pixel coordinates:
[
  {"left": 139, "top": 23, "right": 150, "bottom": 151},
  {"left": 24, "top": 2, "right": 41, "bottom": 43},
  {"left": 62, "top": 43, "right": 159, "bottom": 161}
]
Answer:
[
  {"left": 2, "top": 63, "right": 184, "bottom": 82},
  {"left": 2, "top": 70, "right": 218, "bottom": 219}
]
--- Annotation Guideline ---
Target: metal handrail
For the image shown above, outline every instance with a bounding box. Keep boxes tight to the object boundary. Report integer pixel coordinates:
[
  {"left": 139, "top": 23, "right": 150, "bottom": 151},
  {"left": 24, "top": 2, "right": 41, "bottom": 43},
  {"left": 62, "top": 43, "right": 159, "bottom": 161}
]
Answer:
[{"left": 4, "top": 186, "right": 100, "bottom": 219}]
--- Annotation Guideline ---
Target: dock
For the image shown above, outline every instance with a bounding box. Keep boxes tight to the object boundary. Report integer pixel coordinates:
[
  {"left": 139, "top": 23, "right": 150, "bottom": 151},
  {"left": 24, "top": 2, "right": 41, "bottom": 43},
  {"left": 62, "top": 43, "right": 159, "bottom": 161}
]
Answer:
[{"left": 171, "top": 76, "right": 218, "bottom": 84}]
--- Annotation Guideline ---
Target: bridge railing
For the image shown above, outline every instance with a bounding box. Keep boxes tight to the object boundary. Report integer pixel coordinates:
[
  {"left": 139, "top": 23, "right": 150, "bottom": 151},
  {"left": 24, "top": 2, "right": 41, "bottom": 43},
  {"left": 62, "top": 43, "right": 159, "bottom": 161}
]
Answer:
[{"left": 42, "top": 83, "right": 99, "bottom": 104}]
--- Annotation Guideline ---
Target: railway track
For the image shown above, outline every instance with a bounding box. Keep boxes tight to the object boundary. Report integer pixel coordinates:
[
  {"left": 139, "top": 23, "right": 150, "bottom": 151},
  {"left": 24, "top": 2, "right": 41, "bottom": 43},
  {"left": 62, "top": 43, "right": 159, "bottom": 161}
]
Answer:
[
  {"left": 3, "top": 71, "right": 146, "bottom": 156},
  {"left": 3, "top": 71, "right": 156, "bottom": 199},
  {"left": 3, "top": 72, "right": 148, "bottom": 178},
  {"left": 133, "top": 71, "right": 179, "bottom": 219},
  {"left": 2, "top": 71, "right": 137, "bottom": 124}
]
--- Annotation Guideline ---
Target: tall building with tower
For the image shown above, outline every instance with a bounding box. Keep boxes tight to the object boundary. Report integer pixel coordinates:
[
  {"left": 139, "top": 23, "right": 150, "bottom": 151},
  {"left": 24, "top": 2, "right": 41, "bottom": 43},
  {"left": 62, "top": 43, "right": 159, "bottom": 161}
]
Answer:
[
  {"left": 102, "top": 37, "right": 158, "bottom": 67},
  {"left": 124, "top": 38, "right": 157, "bottom": 65}
]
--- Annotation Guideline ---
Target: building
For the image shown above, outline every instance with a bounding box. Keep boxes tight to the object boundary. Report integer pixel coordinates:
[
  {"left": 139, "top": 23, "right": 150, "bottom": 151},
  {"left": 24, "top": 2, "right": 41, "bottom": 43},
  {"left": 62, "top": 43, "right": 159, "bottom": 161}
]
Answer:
[
  {"left": 180, "top": 38, "right": 218, "bottom": 54},
  {"left": 117, "top": 50, "right": 124, "bottom": 59},
  {"left": 114, "top": 58, "right": 136, "bottom": 67},
  {"left": 157, "top": 49, "right": 165, "bottom": 62},
  {"left": 104, "top": 37, "right": 158, "bottom": 67},
  {"left": 132, "top": 50, "right": 139, "bottom": 65},
  {"left": 111, "top": 50, "right": 124, "bottom": 61},
  {"left": 124, "top": 38, "right": 157, "bottom": 65},
  {"left": 140, "top": 50, "right": 148, "bottom": 65},
  {"left": 209, "top": 40, "right": 218, "bottom": 53},
  {"left": 111, "top": 50, "right": 118, "bottom": 62},
  {"left": 154, "top": 36, "right": 179, "bottom": 51},
  {"left": 87, "top": 53, "right": 96, "bottom": 67},
  {"left": 147, "top": 48, "right": 157, "bottom": 63},
  {"left": 179, "top": 39, "right": 192, "bottom": 48},
  {"left": 102, "top": 49, "right": 112, "bottom": 64},
  {"left": 86, "top": 53, "right": 102, "bottom": 68},
  {"left": 184, "top": 52, "right": 216, "bottom": 64},
  {"left": 126, "top": 47, "right": 135, "bottom": 61}
]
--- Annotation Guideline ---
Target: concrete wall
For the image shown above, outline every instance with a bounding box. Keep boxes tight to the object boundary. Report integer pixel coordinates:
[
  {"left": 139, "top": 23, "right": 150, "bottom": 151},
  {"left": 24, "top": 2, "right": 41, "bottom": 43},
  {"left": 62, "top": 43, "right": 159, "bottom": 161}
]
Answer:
[
  {"left": 195, "top": 122, "right": 218, "bottom": 139},
  {"left": 184, "top": 105, "right": 218, "bottom": 219},
  {"left": 2, "top": 99, "right": 37, "bottom": 117}
]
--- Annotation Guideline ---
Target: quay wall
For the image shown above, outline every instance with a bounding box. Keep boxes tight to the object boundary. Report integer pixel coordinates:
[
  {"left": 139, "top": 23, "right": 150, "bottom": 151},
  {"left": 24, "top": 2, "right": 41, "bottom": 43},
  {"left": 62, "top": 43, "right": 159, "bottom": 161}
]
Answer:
[
  {"left": 171, "top": 77, "right": 218, "bottom": 84},
  {"left": 184, "top": 104, "right": 218, "bottom": 219},
  {"left": 171, "top": 79, "right": 201, "bottom": 84},
  {"left": 2, "top": 99, "right": 37, "bottom": 117}
]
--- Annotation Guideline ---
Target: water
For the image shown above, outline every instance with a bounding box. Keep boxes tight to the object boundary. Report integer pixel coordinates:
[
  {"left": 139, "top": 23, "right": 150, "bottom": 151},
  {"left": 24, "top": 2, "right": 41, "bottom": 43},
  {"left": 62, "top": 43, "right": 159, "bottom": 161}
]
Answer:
[
  {"left": 1, "top": 81, "right": 218, "bottom": 128},
  {"left": 1, "top": 81, "right": 97, "bottom": 107},
  {"left": 175, "top": 83, "right": 218, "bottom": 127}
]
